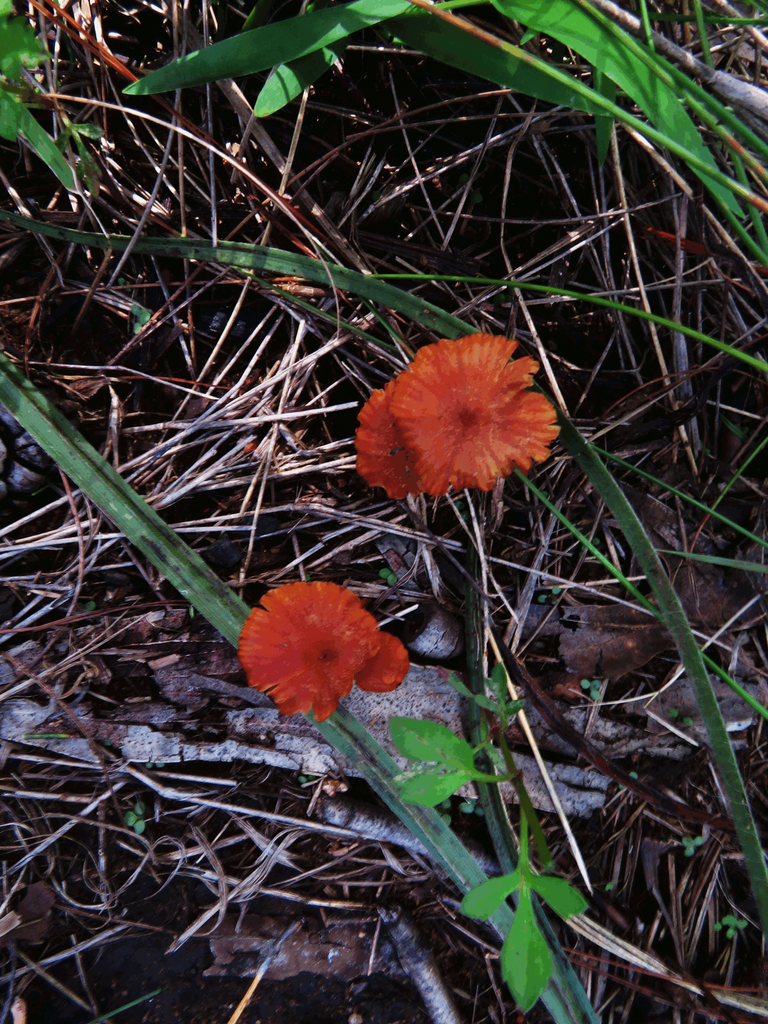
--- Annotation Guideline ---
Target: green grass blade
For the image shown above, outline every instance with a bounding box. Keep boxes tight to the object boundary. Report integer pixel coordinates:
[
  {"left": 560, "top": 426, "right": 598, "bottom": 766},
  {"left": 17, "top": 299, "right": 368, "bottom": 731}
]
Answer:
[
  {"left": 373, "top": 272, "right": 768, "bottom": 377},
  {"left": 123, "top": 0, "right": 411, "bottom": 95},
  {"left": 386, "top": 12, "right": 606, "bottom": 114},
  {"left": 0, "top": 354, "right": 250, "bottom": 643},
  {"left": 592, "top": 68, "right": 615, "bottom": 166},
  {"left": 83, "top": 988, "right": 162, "bottom": 1024},
  {"left": 659, "top": 549, "right": 768, "bottom": 574},
  {"left": 389, "top": 10, "right": 751, "bottom": 214},
  {"left": 518, "top": 471, "right": 651, "bottom": 612},
  {"left": 1, "top": 212, "right": 765, "bottom": 380},
  {"left": 0, "top": 355, "right": 596, "bottom": 1023},
  {"left": 0, "top": 210, "right": 471, "bottom": 338},
  {"left": 17, "top": 102, "right": 75, "bottom": 190},
  {"left": 556, "top": 416, "right": 768, "bottom": 940},
  {"left": 493, "top": 0, "right": 740, "bottom": 213}
]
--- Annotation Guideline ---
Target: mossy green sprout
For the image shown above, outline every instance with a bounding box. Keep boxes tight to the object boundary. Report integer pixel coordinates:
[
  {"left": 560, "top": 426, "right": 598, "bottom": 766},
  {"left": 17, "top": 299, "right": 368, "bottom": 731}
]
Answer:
[
  {"left": 131, "top": 303, "right": 152, "bottom": 336},
  {"left": 580, "top": 678, "right": 602, "bottom": 701},
  {"left": 668, "top": 708, "right": 694, "bottom": 727},
  {"left": 714, "top": 914, "right": 747, "bottom": 939},
  {"left": 681, "top": 834, "right": 704, "bottom": 857},
  {"left": 124, "top": 800, "right": 146, "bottom": 835}
]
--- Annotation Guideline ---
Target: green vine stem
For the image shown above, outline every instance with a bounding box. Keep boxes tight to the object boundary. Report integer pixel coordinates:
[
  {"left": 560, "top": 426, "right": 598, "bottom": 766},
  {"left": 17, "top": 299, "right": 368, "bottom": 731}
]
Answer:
[{"left": 464, "top": 541, "right": 594, "bottom": 1019}]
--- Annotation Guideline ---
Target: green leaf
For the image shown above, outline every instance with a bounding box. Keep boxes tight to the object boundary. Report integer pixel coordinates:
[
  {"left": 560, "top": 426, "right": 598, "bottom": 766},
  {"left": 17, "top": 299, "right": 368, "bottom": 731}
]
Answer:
[
  {"left": 501, "top": 887, "right": 552, "bottom": 1011},
  {"left": 75, "top": 122, "right": 104, "bottom": 140},
  {"left": 0, "top": 7, "right": 45, "bottom": 80},
  {"left": 492, "top": 0, "right": 741, "bottom": 214},
  {"left": 0, "top": 85, "right": 22, "bottom": 141},
  {"left": 445, "top": 672, "right": 499, "bottom": 712},
  {"left": 659, "top": 549, "right": 768, "bottom": 574},
  {"left": 241, "top": 0, "right": 273, "bottom": 32},
  {"left": 124, "top": 0, "right": 411, "bottom": 95},
  {"left": 592, "top": 67, "right": 615, "bottom": 166},
  {"left": 16, "top": 102, "right": 75, "bottom": 189},
  {"left": 133, "top": 819, "right": 146, "bottom": 835},
  {"left": 399, "top": 769, "right": 473, "bottom": 806},
  {"left": 461, "top": 870, "right": 522, "bottom": 918},
  {"left": 504, "top": 699, "right": 525, "bottom": 718},
  {"left": 254, "top": 41, "right": 347, "bottom": 117},
  {"left": 488, "top": 662, "right": 508, "bottom": 703},
  {"left": 124, "top": 811, "right": 137, "bottom": 826},
  {"left": 529, "top": 875, "right": 587, "bottom": 920},
  {"left": 445, "top": 672, "right": 476, "bottom": 700},
  {"left": 389, "top": 716, "right": 475, "bottom": 770},
  {"left": 387, "top": 12, "right": 606, "bottom": 116}
]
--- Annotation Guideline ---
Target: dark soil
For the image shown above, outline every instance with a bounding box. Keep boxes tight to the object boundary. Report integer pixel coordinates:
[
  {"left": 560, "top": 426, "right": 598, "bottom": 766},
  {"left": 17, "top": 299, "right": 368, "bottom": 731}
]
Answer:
[{"left": 24, "top": 879, "right": 432, "bottom": 1024}]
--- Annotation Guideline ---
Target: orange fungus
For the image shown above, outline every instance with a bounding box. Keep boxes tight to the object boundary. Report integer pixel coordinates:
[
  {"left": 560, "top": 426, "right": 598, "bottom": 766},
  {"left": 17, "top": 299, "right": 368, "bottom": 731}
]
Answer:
[
  {"left": 355, "top": 380, "right": 424, "bottom": 499},
  {"left": 238, "top": 581, "right": 409, "bottom": 721},
  {"left": 389, "top": 333, "right": 560, "bottom": 494}
]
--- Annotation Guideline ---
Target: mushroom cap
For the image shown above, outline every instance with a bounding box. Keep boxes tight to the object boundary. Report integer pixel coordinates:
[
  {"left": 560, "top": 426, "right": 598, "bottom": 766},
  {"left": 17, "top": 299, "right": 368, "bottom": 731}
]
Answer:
[
  {"left": 238, "top": 581, "right": 409, "bottom": 721},
  {"left": 355, "top": 380, "right": 425, "bottom": 499},
  {"left": 390, "top": 333, "right": 560, "bottom": 494}
]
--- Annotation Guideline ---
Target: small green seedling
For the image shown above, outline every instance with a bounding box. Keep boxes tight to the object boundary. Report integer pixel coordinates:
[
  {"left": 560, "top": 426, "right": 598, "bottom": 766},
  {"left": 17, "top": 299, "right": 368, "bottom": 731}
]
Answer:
[
  {"left": 124, "top": 800, "right": 146, "bottom": 835},
  {"left": 390, "top": 687, "right": 584, "bottom": 1011},
  {"left": 131, "top": 303, "right": 152, "bottom": 335},
  {"left": 580, "top": 678, "right": 601, "bottom": 701},
  {"left": 681, "top": 834, "right": 704, "bottom": 857},
  {"left": 714, "top": 914, "right": 747, "bottom": 939},
  {"left": 144, "top": 762, "right": 165, "bottom": 769},
  {"left": 378, "top": 567, "right": 398, "bottom": 587},
  {"left": 461, "top": 815, "right": 588, "bottom": 1011}
]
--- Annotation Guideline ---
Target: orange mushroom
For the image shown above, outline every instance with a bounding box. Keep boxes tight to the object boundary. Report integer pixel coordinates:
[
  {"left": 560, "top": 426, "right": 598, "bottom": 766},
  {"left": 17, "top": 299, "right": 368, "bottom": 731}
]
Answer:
[
  {"left": 389, "top": 333, "right": 560, "bottom": 494},
  {"left": 238, "top": 581, "right": 409, "bottom": 721},
  {"left": 355, "top": 380, "right": 425, "bottom": 499}
]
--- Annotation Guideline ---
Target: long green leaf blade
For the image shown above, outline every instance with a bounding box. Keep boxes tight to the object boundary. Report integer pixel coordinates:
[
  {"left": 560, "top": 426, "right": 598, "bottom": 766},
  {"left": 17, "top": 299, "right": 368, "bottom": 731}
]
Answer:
[
  {"left": 3, "top": 212, "right": 766, "bottom": 378},
  {"left": 493, "top": 0, "right": 739, "bottom": 212},
  {"left": 390, "top": 9, "right": 752, "bottom": 215},
  {"left": 3, "top": 208, "right": 763, "bottom": 939},
  {"left": 0, "top": 353, "right": 597, "bottom": 1023},
  {"left": 388, "top": 11, "right": 605, "bottom": 115},
  {"left": 556, "top": 417, "right": 768, "bottom": 940},
  {"left": 124, "top": 0, "right": 410, "bottom": 95},
  {"left": 254, "top": 42, "right": 346, "bottom": 117},
  {"left": 17, "top": 102, "right": 75, "bottom": 190}
]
